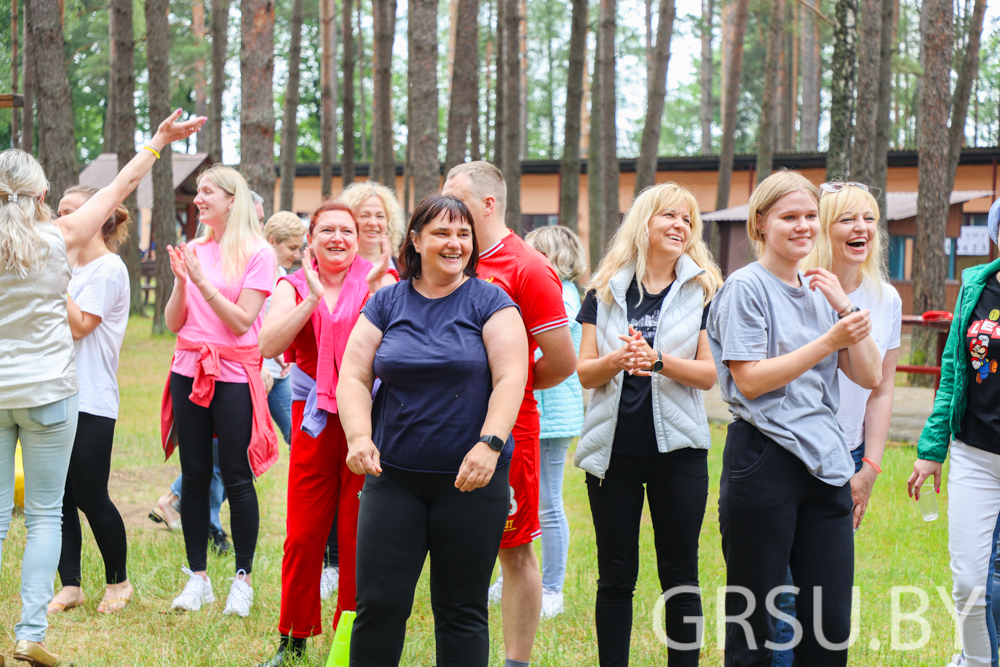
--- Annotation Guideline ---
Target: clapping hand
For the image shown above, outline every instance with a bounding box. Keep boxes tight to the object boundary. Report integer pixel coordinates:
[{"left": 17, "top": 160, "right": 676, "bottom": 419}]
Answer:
[
  {"left": 366, "top": 236, "right": 394, "bottom": 293},
  {"left": 301, "top": 247, "right": 324, "bottom": 303},
  {"left": 181, "top": 243, "right": 210, "bottom": 292},
  {"left": 167, "top": 244, "right": 189, "bottom": 282},
  {"left": 619, "top": 325, "right": 658, "bottom": 376}
]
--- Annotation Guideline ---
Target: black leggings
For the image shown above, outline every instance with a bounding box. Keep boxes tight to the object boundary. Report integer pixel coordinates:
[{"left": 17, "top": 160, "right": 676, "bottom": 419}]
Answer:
[
  {"left": 59, "top": 412, "right": 128, "bottom": 587},
  {"left": 351, "top": 463, "right": 510, "bottom": 667},
  {"left": 324, "top": 515, "right": 339, "bottom": 569},
  {"left": 170, "top": 372, "right": 259, "bottom": 573},
  {"left": 586, "top": 450, "right": 708, "bottom": 667}
]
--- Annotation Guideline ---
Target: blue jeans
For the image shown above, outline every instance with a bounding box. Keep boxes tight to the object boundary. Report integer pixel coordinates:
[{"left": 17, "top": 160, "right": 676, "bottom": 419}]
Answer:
[
  {"left": 171, "top": 438, "right": 227, "bottom": 536},
  {"left": 268, "top": 374, "right": 293, "bottom": 446},
  {"left": 0, "top": 394, "right": 79, "bottom": 642},
  {"left": 772, "top": 444, "right": 866, "bottom": 667},
  {"left": 538, "top": 437, "right": 572, "bottom": 593}
]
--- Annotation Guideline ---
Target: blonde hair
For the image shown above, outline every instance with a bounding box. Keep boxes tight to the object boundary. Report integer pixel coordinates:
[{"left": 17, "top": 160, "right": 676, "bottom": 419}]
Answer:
[
  {"left": 747, "top": 170, "right": 820, "bottom": 259},
  {"left": 263, "top": 211, "right": 307, "bottom": 245},
  {"left": 62, "top": 184, "right": 132, "bottom": 252},
  {"left": 338, "top": 181, "right": 406, "bottom": 252},
  {"left": 445, "top": 161, "right": 507, "bottom": 219},
  {"left": 801, "top": 185, "right": 888, "bottom": 297},
  {"left": 588, "top": 182, "right": 723, "bottom": 305},
  {"left": 195, "top": 165, "right": 267, "bottom": 283},
  {"left": 525, "top": 225, "right": 587, "bottom": 282},
  {"left": 0, "top": 149, "right": 53, "bottom": 277}
]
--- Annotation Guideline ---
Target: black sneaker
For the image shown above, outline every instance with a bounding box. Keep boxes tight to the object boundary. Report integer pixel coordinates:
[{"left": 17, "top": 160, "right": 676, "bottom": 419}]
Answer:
[{"left": 210, "top": 530, "right": 232, "bottom": 555}]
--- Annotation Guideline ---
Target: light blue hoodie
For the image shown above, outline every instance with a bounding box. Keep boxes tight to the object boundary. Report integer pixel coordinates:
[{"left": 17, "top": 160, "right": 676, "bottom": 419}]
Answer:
[{"left": 535, "top": 280, "right": 585, "bottom": 439}]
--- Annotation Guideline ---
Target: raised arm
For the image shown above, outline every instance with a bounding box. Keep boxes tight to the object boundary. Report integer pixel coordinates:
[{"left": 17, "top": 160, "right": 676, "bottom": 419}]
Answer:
[
  {"left": 338, "top": 314, "right": 384, "bottom": 477},
  {"left": 259, "top": 279, "right": 320, "bottom": 358},
  {"left": 57, "top": 110, "right": 205, "bottom": 266},
  {"left": 180, "top": 243, "right": 268, "bottom": 336}
]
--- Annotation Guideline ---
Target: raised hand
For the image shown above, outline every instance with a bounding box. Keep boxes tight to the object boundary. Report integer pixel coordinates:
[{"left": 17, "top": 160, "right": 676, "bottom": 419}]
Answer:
[
  {"left": 301, "top": 247, "right": 324, "bottom": 302},
  {"left": 366, "top": 236, "right": 394, "bottom": 292},
  {"left": 153, "top": 109, "right": 208, "bottom": 146},
  {"left": 804, "top": 267, "right": 852, "bottom": 315},
  {"left": 181, "top": 243, "right": 209, "bottom": 291},
  {"left": 167, "top": 245, "right": 189, "bottom": 282}
]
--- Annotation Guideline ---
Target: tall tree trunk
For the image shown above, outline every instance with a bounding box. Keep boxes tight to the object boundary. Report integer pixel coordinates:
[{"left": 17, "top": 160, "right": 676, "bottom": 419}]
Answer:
[
  {"left": 518, "top": 0, "right": 528, "bottom": 161},
  {"left": 279, "top": 0, "right": 304, "bottom": 212},
  {"left": 104, "top": 11, "right": 117, "bottom": 153},
  {"left": 109, "top": 0, "right": 142, "bottom": 316},
  {"left": 699, "top": 0, "right": 713, "bottom": 154},
  {"left": 500, "top": 0, "right": 522, "bottom": 233},
  {"left": 714, "top": 0, "right": 748, "bottom": 213},
  {"left": 372, "top": 0, "right": 397, "bottom": 185},
  {"left": 358, "top": 0, "right": 369, "bottom": 165},
  {"left": 193, "top": 0, "right": 208, "bottom": 153},
  {"left": 798, "top": 0, "right": 819, "bottom": 151},
  {"left": 409, "top": 0, "right": 440, "bottom": 199},
  {"left": 634, "top": 0, "right": 675, "bottom": 195},
  {"left": 445, "top": 0, "right": 479, "bottom": 172},
  {"left": 546, "top": 25, "right": 556, "bottom": 157},
  {"left": 240, "top": 0, "right": 276, "bottom": 215},
  {"left": 11, "top": 0, "right": 19, "bottom": 146},
  {"left": 756, "top": 0, "right": 784, "bottom": 183},
  {"left": 872, "top": 0, "right": 894, "bottom": 225},
  {"left": 597, "top": 0, "right": 618, "bottom": 246},
  {"left": 911, "top": 0, "right": 953, "bottom": 380},
  {"left": 587, "top": 23, "right": 603, "bottom": 268},
  {"left": 147, "top": 0, "right": 174, "bottom": 333},
  {"left": 493, "top": 5, "right": 505, "bottom": 170},
  {"left": 826, "top": 0, "right": 856, "bottom": 180},
  {"left": 320, "top": 0, "right": 338, "bottom": 197},
  {"left": 849, "top": 0, "right": 881, "bottom": 184},
  {"left": 21, "top": 8, "right": 35, "bottom": 154},
  {"left": 341, "top": 0, "right": 356, "bottom": 186},
  {"left": 208, "top": 0, "right": 231, "bottom": 164},
  {"left": 559, "top": 0, "right": 588, "bottom": 231},
  {"left": 28, "top": 0, "right": 76, "bottom": 200},
  {"left": 945, "top": 0, "right": 986, "bottom": 193}
]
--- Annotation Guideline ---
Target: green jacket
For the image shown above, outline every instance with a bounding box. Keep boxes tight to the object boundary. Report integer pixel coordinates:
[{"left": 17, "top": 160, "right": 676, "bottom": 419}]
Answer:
[{"left": 918, "top": 256, "right": 1000, "bottom": 462}]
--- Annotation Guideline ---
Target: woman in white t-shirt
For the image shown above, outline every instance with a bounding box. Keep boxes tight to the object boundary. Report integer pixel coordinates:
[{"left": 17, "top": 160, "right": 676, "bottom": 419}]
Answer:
[{"left": 48, "top": 185, "right": 133, "bottom": 615}]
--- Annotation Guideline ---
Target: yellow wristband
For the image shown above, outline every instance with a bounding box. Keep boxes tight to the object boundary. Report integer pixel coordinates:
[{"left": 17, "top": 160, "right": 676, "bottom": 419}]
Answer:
[
  {"left": 205, "top": 288, "right": 220, "bottom": 301},
  {"left": 143, "top": 145, "right": 161, "bottom": 159}
]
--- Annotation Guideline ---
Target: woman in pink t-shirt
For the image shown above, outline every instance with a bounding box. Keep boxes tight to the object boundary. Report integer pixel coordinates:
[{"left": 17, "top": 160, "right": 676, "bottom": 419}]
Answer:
[{"left": 162, "top": 165, "right": 277, "bottom": 618}]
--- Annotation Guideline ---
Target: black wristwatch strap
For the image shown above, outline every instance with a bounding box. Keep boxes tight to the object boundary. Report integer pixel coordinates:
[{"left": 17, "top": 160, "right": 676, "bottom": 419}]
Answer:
[
  {"left": 838, "top": 305, "right": 861, "bottom": 320},
  {"left": 479, "top": 434, "right": 505, "bottom": 452}
]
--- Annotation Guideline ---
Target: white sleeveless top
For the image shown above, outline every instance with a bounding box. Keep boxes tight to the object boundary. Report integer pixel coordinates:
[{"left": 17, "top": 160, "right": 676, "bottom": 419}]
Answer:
[{"left": 0, "top": 222, "right": 78, "bottom": 408}]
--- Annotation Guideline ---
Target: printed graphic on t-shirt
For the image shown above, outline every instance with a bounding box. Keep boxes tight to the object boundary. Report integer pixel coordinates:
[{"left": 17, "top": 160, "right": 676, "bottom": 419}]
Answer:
[
  {"left": 631, "top": 311, "right": 659, "bottom": 346},
  {"left": 967, "top": 310, "right": 1000, "bottom": 384}
]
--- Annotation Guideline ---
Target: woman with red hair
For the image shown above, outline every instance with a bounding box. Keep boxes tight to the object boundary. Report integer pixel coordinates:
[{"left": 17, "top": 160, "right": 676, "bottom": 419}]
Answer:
[{"left": 254, "top": 201, "right": 395, "bottom": 666}]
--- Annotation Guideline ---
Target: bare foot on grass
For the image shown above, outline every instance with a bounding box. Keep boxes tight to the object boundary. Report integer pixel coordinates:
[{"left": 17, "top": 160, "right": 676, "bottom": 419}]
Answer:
[
  {"left": 48, "top": 586, "right": 85, "bottom": 614},
  {"left": 97, "top": 580, "right": 134, "bottom": 614}
]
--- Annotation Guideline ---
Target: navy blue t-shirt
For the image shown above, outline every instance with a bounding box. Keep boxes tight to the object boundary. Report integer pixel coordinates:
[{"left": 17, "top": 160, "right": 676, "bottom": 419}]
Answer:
[{"left": 362, "top": 277, "right": 520, "bottom": 473}]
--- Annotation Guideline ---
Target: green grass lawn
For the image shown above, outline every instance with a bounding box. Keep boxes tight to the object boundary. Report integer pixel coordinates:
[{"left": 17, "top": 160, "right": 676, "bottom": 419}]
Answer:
[{"left": 0, "top": 318, "right": 964, "bottom": 665}]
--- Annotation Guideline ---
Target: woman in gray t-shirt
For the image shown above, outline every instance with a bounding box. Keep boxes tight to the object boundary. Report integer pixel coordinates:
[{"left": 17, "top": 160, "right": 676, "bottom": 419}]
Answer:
[{"left": 706, "top": 171, "right": 882, "bottom": 667}]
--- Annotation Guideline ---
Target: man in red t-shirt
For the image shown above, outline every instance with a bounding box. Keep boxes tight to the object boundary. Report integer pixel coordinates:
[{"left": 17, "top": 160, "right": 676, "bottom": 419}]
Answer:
[{"left": 444, "top": 162, "right": 576, "bottom": 666}]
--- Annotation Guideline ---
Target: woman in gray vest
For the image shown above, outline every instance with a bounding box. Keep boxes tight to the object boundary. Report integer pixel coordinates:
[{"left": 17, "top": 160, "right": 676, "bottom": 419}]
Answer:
[
  {"left": 0, "top": 110, "right": 203, "bottom": 667},
  {"left": 576, "top": 182, "right": 723, "bottom": 667}
]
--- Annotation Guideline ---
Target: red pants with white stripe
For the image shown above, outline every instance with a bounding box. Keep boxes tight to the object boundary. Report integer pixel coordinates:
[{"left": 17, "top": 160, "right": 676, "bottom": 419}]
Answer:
[{"left": 278, "top": 401, "right": 363, "bottom": 637}]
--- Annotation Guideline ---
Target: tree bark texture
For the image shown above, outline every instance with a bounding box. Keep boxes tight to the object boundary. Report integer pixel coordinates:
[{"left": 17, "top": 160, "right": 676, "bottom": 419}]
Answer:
[
  {"left": 320, "top": 0, "right": 338, "bottom": 197},
  {"left": 11, "top": 0, "right": 19, "bottom": 146},
  {"left": 500, "top": 0, "right": 522, "bottom": 234},
  {"left": 358, "top": 0, "right": 368, "bottom": 164},
  {"left": 445, "top": 0, "right": 480, "bottom": 172},
  {"left": 493, "top": 5, "right": 505, "bottom": 172},
  {"left": 872, "top": 0, "right": 894, "bottom": 224},
  {"left": 699, "top": 0, "right": 713, "bottom": 155},
  {"left": 240, "top": 0, "right": 276, "bottom": 216},
  {"left": 372, "top": 0, "right": 397, "bottom": 186},
  {"left": 634, "top": 0, "right": 675, "bottom": 195},
  {"left": 911, "top": 0, "right": 953, "bottom": 377},
  {"left": 587, "top": 23, "right": 604, "bottom": 269},
  {"left": 945, "top": 0, "right": 986, "bottom": 193},
  {"left": 110, "top": 0, "right": 143, "bottom": 317},
  {"left": 409, "top": 0, "right": 440, "bottom": 200},
  {"left": 714, "top": 0, "right": 748, "bottom": 212},
  {"left": 209, "top": 0, "right": 232, "bottom": 164},
  {"left": 597, "top": 0, "right": 619, "bottom": 247},
  {"left": 193, "top": 0, "right": 208, "bottom": 153},
  {"left": 341, "top": 0, "right": 356, "bottom": 187},
  {"left": 28, "top": 0, "right": 77, "bottom": 201},
  {"left": 279, "top": 0, "right": 304, "bottom": 212},
  {"left": 755, "top": 0, "right": 784, "bottom": 184},
  {"left": 21, "top": 6, "right": 35, "bottom": 154},
  {"left": 849, "top": 0, "right": 881, "bottom": 184},
  {"left": 826, "top": 0, "right": 856, "bottom": 180},
  {"left": 104, "top": 10, "right": 117, "bottom": 153},
  {"left": 518, "top": 0, "right": 528, "bottom": 161},
  {"left": 559, "top": 0, "right": 588, "bottom": 231},
  {"left": 146, "top": 0, "right": 175, "bottom": 332}
]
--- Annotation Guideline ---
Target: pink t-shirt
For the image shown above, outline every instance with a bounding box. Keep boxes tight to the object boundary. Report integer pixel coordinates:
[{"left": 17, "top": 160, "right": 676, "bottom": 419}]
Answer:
[{"left": 171, "top": 238, "right": 276, "bottom": 383}]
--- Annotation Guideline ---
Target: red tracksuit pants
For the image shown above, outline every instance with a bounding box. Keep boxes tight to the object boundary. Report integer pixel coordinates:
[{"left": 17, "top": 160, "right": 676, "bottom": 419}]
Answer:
[{"left": 279, "top": 401, "right": 364, "bottom": 637}]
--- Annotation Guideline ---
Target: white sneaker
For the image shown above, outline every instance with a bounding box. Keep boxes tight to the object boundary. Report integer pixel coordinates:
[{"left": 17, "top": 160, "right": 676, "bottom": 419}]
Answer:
[
  {"left": 172, "top": 567, "right": 215, "bottom": 611},
  {"left": 540, "top": 590, "right": 564, "bottom": 619},
  {"left": 222, "top": 569, "right": 254, "bottom": 617},
  {"left": 945, "top": 653, "right": 968, "bottom": 667},
  {"left": 320, "top": 566, "right": 340, "bottom": 601},
  {"left": 488, "top": 580, "right": 503, "bottom": 605}
]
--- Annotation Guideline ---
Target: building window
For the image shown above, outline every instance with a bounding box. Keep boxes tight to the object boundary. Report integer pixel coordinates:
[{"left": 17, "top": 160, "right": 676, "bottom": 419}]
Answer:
[
  {"left": 965, "top": 213, "right": 989, "bottom": 227},
  {"left": 887, "top": 235, "right": 908, "bottom": 281},
  {"left": 522, "top": 214, "right": 559, "bottom": 233}
]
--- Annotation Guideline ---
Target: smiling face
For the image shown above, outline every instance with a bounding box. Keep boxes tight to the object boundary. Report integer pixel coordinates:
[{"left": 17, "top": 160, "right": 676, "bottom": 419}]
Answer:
[
  {"left": 193, "top": 177, "right": 234, "bottom": 228},
  {"left": 758, "top": 190, "right": 820, "bottom": 263},
  {"left": 829, "top": 206, "right": 877, "bottom": 269},
  {"left": 647, "top": 205, "right": 692, "bottom": 262},
  {"left": 356, "top": 195, "right": 388, "bottom": 245},
  {"left": 271, "top": 234, "right": 305, "bottom": 269},
  {"left": 413, "top": 211, "right": 473, "bottom": 281},
  {"left": 309, "top": 210, "right": 358, "bottom": 273}
]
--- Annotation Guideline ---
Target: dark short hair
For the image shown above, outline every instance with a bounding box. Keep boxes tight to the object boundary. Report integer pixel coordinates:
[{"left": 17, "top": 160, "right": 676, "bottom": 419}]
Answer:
[
  {"left": 398, "top": 194, "right": 479, "bottom": 281},
  {"left": 309, "top": 200, "right": 357, "bottom": 235}
]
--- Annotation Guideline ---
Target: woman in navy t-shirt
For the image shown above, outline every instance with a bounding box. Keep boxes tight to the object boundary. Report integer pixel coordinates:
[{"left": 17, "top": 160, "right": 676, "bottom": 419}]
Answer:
[{"left": 337, "top": 194, "right": 528, "bottom": 667}]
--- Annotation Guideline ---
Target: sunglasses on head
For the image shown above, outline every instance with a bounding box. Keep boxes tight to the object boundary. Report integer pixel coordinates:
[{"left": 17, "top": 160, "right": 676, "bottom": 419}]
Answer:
[{"left": 819, "top": 182, "right": 870, "bottom": 194}]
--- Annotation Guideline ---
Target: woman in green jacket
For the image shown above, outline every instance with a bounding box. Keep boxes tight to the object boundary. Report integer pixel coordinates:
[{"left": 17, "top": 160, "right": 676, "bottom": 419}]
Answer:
[{"left": 908, "top": 197, "right": 1000, "bottom": 667}]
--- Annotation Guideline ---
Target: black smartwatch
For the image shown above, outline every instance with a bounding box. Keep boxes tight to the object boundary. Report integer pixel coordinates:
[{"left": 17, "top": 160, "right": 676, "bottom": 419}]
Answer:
[
  {"left": 479, "top": 435, "right": 505, "bottom": 452},
  {"left": 651, "top": 351, "right": 663, "bottom": 373},
  {"left": 838, "top": 305, "right": 861, "bottom": 320}
]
